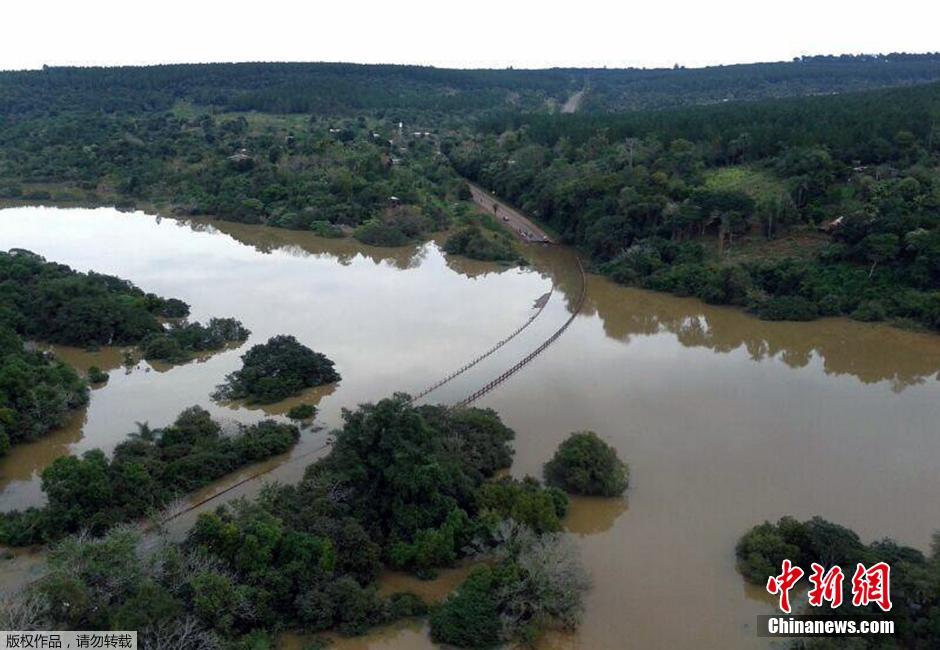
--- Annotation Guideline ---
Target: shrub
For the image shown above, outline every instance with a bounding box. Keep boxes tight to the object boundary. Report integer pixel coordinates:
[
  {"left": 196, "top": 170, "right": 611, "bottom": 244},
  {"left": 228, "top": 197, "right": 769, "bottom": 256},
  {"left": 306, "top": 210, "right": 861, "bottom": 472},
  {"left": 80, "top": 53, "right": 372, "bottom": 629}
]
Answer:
[
  {"left": 851, "top": 300, "right": 887, "bottom": 322},
  {"left": 353, "top": 220, "right": 410, "bottom": 247},
  {"left": 87, "top": 366, "right": 109, "bottom": 384},
  {"left": 735, "top": 516, "right": 869, "bottom": 585},
  {"left": 430, "top": 566, "right": 503, "bottom": 648},
  {"left": 388, "top": 508, "right": 476, "bottom": 576},
  {"left": 142, "top": 318, "right": 249, "bottom": 364},
  {"left": 309, "top": 220, "right": 344, "bottom": 238},
  {"left": 754, "top": 294, "right": 820, "bottom": 321},
  {"left": 387, "top": 592, "right": 428, "bottom": 619},
  {"left": 159, "top": 298, "right": 191, "bottom": 318},
  {"left": 543, "top": 431, "right": 629, "bottom": 497},
  {"left": 478, "top": 477, "right": 568, "bottom": 533},
  {"left": 140, "top": 333, "right": 186, "bottom": 363},
  {"left": 431, "top": 523, "right": 590, "bottom": 648}
]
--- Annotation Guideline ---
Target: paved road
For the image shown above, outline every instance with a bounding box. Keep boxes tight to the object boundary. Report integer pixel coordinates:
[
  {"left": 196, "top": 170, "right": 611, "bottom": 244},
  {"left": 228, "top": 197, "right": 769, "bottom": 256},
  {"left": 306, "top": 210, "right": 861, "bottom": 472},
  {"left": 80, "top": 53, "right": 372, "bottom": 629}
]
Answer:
[{"left": 468, "top": 183, "right": 555, "bottom": 244}]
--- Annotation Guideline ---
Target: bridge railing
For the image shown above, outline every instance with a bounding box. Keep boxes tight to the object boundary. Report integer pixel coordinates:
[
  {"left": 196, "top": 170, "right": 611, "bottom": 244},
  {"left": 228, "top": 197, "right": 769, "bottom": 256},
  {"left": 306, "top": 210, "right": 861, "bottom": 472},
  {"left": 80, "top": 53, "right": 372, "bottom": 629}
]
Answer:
[{"left": 452, "top": 253, "right": 586, "bottom": 408}]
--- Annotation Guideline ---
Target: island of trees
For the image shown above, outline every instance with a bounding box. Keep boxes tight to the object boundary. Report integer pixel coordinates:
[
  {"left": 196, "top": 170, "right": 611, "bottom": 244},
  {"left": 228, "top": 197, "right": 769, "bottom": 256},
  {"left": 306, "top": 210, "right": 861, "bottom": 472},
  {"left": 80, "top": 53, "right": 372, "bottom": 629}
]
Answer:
[
  {"left": 140, "top": 318, "right": 250, "bottom": 364},
  {"left": 213, "top": 335, "right": 340, "bottom": 404},
  {"left": 544, "top": 431, "right": 629, "bottom": 497},
  {"left": 0, "top": 249, "right": 249, "bottom": 456}
]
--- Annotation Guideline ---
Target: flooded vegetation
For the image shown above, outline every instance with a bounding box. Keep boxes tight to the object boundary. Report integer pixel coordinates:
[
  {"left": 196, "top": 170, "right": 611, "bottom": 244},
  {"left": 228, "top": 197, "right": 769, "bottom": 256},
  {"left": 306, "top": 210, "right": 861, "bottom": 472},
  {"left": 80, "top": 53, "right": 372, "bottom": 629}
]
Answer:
[{"left": 2, "top": 205, "right": 940, "bottom": 648}]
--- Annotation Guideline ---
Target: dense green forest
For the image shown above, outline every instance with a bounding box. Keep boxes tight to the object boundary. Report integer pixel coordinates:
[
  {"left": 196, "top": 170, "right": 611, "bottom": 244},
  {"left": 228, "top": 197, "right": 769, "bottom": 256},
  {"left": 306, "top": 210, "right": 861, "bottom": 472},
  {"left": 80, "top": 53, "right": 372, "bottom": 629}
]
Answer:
[
  {"left": 1, "top": 395, "right": 594, "bottom": 648},
  {"left": 0, "top": 406, "right": 299, "bottom": 546},
  {"left": 450, "top": 81, "right": 940, "bottom": 330},
  {"left": 3, "top": 55, "right": 940, "bottom": 247},
  {"left": 737, "top": 516, "right": 940, "bottom": 648},
  {"left": 2, "top": 55, "right": 940, "bottom": 117},
  {"left": 0, "top": 108, "right": 464, "bottom": 245}
]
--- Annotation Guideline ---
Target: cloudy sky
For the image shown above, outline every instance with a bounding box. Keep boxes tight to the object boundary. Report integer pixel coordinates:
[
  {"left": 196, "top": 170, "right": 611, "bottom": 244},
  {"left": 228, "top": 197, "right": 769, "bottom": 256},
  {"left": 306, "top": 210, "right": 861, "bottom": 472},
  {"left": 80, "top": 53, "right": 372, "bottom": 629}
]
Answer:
[{"left": 3, "top": 0, "right": 938, "bottom": 71}]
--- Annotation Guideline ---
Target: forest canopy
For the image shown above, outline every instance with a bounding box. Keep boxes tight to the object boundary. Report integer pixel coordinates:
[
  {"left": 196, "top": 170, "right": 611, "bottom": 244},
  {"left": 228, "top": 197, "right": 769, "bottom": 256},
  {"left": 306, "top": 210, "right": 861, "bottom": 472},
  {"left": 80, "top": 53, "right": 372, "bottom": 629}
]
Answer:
[{"left": 2, "top": 55, "right": 940, "bottom": 117}]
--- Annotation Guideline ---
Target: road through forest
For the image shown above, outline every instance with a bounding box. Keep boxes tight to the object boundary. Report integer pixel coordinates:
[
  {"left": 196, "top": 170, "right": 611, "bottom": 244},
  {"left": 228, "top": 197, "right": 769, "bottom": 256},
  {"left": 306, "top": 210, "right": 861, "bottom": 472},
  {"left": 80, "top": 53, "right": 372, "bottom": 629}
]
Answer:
[{"left": 467, "top": 182, "right": 555, "bottom": 243}]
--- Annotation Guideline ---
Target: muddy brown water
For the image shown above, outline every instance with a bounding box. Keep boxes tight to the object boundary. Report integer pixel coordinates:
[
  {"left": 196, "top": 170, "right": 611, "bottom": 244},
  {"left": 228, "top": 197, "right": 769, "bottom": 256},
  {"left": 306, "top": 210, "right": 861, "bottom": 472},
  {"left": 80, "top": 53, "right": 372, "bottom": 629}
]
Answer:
[{"left": 2, "top": 206, "right": 940, "bottom": 648}]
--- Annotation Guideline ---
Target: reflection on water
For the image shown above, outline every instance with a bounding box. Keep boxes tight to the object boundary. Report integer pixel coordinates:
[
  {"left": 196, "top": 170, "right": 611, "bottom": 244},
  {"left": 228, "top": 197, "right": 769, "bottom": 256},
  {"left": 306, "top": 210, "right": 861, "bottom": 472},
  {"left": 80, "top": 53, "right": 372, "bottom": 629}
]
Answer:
[
  {"left": 3, "top": 206, "right": 940, "bottom": 649},
  {"left": 0, "top": 409, "right": 87, "bottom": 509},
  {"left": 184, "top": 217, "right": 429, "bottom": 270},
  {"left": 379, "top": 563, "right": 478, "bottom": 603},
  {"left": 564, "top": 495, "right": 629, "bottom": 536},
  {"left": 183, "top": 219, "right": 940, "bottom": 398},
  {"left": 580, "top": 273, "right": 940, "bottom": 391},
  {"left": 216, "top": 382, "right": 338, "bottom": 418},
  {"left": 43, "top": 345, "right": 129, "bottom": 374}
]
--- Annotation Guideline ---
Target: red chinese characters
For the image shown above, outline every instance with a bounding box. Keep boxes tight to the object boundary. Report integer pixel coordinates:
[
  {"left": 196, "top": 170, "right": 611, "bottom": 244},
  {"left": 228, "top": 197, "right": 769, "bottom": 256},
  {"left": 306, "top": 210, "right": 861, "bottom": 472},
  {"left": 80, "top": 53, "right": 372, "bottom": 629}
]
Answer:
[
  {"left": 807, "top": 563, "right": 844, "bottom": 608},
  {"left": 766, "top": 559, "right": 804, "bottom": 613},
  {"left": 851, "top": 562, "right": 892, "bottom": 612}
]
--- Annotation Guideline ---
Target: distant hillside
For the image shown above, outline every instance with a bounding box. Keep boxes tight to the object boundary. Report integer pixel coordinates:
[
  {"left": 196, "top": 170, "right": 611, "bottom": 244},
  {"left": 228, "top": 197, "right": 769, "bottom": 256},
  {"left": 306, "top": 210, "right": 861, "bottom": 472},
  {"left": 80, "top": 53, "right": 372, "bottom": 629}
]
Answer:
[
  {"left": 577, "top": 54, "right": 940, "bottom": 111},
  {"left": 2, "top": 54, "right": 940, "bottom": 118},
  {"left": 478, "top": 79, "right": 940, "bottom": 163}
]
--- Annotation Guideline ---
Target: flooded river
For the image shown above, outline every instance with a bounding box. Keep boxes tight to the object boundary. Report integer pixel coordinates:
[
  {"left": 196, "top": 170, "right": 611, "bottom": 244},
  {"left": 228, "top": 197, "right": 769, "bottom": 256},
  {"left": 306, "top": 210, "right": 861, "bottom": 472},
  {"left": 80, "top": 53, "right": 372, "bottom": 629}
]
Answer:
[{"left": 2, "top": 205, "right": 940, "bottom": 648}]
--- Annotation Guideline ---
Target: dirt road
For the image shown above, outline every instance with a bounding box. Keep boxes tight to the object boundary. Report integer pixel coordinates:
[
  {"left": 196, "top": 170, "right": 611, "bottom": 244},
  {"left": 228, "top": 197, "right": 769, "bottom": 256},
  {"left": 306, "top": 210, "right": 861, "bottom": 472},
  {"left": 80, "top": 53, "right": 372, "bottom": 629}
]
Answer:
[
  {"left": 467, "top": 182, "right": 555, "bottom": 244},
  {"left": 561, "top": 89, "right": 584, "bottom": 113}
]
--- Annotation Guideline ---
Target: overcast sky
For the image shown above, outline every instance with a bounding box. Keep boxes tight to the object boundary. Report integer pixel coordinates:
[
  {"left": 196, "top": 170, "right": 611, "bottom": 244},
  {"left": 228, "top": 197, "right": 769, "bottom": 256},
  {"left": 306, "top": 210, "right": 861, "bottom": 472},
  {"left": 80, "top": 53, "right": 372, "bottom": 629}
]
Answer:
[{"left": 4, "top": 0, "right": 938, "bottom": 71}]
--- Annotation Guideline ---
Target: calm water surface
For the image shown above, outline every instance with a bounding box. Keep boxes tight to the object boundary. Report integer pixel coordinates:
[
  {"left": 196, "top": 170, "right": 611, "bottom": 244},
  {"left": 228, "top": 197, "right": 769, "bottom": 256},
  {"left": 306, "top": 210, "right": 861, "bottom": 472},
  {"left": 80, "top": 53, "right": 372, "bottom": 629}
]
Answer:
[{"left": 2, "top": 206, "right": 940, "bottom": 649}]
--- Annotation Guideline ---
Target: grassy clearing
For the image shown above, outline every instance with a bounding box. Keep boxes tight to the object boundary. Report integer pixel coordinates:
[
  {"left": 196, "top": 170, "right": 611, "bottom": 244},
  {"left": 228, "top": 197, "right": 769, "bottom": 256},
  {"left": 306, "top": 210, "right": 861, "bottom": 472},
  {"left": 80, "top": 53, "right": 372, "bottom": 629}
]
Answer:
[
  {"left": 704, "top": 165, "right": 787, "bottom": 202},
  {"left": 702, "top": 226, "right": 830, "bottom": 263}
]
